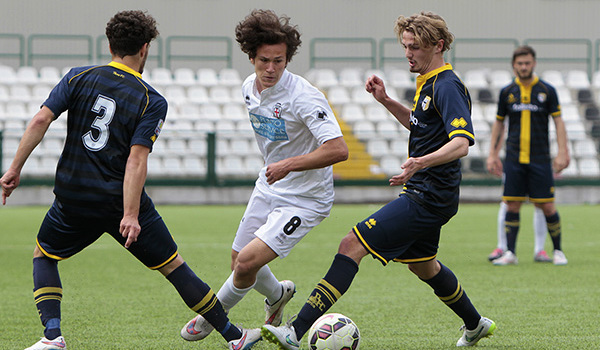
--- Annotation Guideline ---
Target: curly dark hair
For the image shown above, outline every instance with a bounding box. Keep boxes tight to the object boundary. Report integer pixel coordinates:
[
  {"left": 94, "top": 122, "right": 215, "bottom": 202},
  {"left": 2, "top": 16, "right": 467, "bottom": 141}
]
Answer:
[
  {"left": 235, "top": 9, "right": 301, "bottom": 62},
  {"left": 105, "top": 10, "right": 159, "bottom": 58}
]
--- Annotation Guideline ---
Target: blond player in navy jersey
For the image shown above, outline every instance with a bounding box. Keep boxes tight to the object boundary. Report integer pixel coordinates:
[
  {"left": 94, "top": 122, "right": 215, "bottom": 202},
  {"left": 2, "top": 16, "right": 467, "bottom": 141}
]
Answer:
[
  {"left": 181, "top": 9, "right": 348, "bottom": 342},
  {"left": 1, "top": 10, "right": 259, "bottom": 350},
  {"left": 263, "top": 12, "right": 495, "bottom": 349}
]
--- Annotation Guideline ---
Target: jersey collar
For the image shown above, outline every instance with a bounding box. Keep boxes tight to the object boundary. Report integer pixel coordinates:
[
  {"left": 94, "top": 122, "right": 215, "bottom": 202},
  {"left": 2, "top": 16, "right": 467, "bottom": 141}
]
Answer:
[
  {"left": 515, "top": 74, "right": 539, "bottom": 87},
  {"left": 108, "top": 61, "right": 142, "bottom": 79},
  {"left": 416, "top": 63, "right": 453, "bottom": 87}
]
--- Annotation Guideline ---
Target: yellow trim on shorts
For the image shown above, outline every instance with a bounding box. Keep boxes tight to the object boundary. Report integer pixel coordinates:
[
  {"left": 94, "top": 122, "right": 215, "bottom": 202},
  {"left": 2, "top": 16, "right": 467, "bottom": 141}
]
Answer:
[
  {"left": 502, "top": 196, "right": 528, "bottom": 202},
  {"left": 530, "top": 197, "right": 555, "bottom": 203},
  {"left": 393, "top": 254, "right": 437, "bottom": 263},
  {"left": 352, "top": 226, "right": 388, "bottom": 265},
  {"left": 36, "top": 238, "right": 67, "bottom": 261},
  {"left": 148, "top": 251, "right": 179, "bottom": 270}
]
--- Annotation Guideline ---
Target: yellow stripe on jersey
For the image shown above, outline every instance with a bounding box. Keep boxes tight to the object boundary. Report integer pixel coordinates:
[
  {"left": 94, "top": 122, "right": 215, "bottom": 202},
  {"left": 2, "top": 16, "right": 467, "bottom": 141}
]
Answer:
[
  {"left": 516, "top": 77, "right": 536, "bottom": 164},
  {"left": 449, "top": 129, "right": 475, "bottom": 140}
]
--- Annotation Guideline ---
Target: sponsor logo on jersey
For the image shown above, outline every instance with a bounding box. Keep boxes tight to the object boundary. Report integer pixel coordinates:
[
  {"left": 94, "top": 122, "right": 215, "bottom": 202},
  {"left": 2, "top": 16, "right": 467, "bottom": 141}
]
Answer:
[
  {"left": 421, "top": 95, "right": 431, "bottom": 111},
  {"left": 410, "top": 112, "right": 428, "bottom": 128},
  {"left": 317, "top": 110, "right": 328, "bottom": 120},
  {"left": 273, "top": 103, "right": 282, "bottom": 118},
  {"left": 250, "top": 113, "right": 289, "bottom": 141},
  {"left": 151, "top": 119, "right": 164, "bottom": 142},
  {"left": 537, "top": 93, "right": 547, "bottom": 103},
  {"left": 451, "top": 117, "right": 468, "bottom": 128},
  {"left": 508, "top": 93, "right": 517, "bottom": 104},
  {"left": 511, "top": 103, "right": 541, "bottom": 112}
]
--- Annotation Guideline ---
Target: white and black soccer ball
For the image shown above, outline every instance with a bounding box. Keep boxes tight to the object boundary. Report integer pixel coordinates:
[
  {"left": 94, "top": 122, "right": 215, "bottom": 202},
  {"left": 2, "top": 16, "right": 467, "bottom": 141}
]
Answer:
[{"left": 307, "top": 313, "right": 360, "bottom": 350}]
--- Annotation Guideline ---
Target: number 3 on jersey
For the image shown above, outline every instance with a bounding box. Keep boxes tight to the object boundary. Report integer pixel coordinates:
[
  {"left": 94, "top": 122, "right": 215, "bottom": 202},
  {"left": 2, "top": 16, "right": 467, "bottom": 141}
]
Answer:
[{"left": 82, "top": 94, "right": 116, "bottom": 151}]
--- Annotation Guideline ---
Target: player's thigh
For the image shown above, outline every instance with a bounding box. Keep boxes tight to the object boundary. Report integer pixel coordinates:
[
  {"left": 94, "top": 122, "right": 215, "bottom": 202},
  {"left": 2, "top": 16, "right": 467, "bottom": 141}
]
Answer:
[
  {"left": 255, "top": 206, "right": 327, "bottom": 258},
  {"left": 232, "top": 187, "right": 271, "bottom": 252},
  {"left": 108, "top": 208, "right": 178, "bottom": 270},
  {"left": 36, "top": 201, "right": 105, "bottom": 260},
  {"left": 528, "top": 162, "right": 555, "bottom": 201},
  {"left": 353, "top": 195, "right": 445, "bottom": 265},
  {"left": 502, "top": 161, "right": 528, "bottom": 200}
]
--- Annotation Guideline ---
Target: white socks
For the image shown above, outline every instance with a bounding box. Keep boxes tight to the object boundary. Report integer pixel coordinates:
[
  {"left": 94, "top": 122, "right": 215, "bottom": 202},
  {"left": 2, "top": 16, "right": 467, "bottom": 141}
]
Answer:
[
  {"left": 216, "top": 265, "right": 282, "bottom": 310},
  {"left": 254, "top": 265, "right": 283, "bottom": 305},
  {"left": 216, "top": 272, "right": 255, "bottom": 311},
  {"left": 496, "top": 202, "right": 548, "bottom": 254},
  {"left": 533, "top": 206, "right": 547, "bottom": 254}
]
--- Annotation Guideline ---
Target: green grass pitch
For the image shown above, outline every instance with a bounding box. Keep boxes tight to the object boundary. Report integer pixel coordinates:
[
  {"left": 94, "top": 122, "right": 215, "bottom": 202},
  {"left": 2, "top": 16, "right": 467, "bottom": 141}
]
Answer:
[{"left": 1, "top": 203, "right": 599, "bottom": 349}]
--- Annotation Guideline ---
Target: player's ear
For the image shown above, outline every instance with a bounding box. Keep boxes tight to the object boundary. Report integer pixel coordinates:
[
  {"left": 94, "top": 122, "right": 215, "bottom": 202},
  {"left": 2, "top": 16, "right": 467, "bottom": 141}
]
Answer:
[{"left": 436, "top": 39, "right": 444, "bottom": 54}]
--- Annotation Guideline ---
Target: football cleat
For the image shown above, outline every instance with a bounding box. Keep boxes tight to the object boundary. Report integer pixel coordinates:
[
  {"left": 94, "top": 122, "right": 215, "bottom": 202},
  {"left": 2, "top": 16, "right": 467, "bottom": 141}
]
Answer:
[
  {"left": 180, "top": 314, "right": 214, "bottom": 341},
  {"left": 262, "top": 322, "right": 300, "bottom": 350},
  {"left": 492, "top": 251, "right": 518, "bottom": 265},
  {"left": 553, "top": 250, "right": 568, "bottom": 265},
  {"left": 24, "top": 336, "right": 66, "bottom": 350},
  {"left": 534, "top": 250, "right": 552, "bottom": 262},
  {"left": 487, "top": 248, "right": 504, "bottom": 261},
  {"left": 457, "top": 317, "right": 496, "bottom": 347},
  {"left": 228, "top": 328, "right": 262, "bottom": 350},
  {"left": 265, "top": 280, "right": 296, "bottom": 326}
]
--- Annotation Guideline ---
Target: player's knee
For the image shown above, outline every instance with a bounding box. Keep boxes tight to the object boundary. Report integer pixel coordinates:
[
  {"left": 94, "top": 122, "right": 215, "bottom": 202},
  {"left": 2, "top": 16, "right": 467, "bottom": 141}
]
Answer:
[{"left": 233, "top": 259, "right": 258, "bottom": 279}]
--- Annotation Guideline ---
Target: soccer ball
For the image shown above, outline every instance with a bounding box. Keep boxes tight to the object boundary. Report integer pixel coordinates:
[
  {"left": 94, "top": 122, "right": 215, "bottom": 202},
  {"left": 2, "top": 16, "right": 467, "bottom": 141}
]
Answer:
[{"left": 307, "top": 313, "right": 360, "bottom": 350}]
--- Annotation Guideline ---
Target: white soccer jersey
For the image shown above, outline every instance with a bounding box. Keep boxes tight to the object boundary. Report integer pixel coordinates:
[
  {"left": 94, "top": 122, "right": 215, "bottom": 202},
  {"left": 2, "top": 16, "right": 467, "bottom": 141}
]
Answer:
[{"left": 241, "top": 69, "right": 343, "bottom": 201}]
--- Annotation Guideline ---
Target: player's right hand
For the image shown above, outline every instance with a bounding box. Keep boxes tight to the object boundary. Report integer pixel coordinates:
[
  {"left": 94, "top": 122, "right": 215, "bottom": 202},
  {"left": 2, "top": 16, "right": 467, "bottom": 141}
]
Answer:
[
  {"left": 0, "top": 169, "right": 21, "bottom": 205},
  {"left": 120, "top": 215, "right": 141, "bottom": 248},
  {"left": 365, "top": 75, "right": 388, "bottom": 104}
]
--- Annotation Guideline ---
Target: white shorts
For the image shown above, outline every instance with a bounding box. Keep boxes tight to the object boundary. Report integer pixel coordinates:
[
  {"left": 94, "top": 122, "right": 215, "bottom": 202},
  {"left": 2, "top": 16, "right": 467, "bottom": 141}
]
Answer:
[{"left": 232, "top": 185, "right": 331, "bottom": 258}]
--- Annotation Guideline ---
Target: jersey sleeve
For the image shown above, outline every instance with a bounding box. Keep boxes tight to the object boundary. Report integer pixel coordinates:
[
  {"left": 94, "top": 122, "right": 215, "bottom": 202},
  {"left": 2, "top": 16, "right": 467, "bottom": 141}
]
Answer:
[
  {"left": 43, "top": 69, "right": 75, "bottom": 118},
  {"left": 496, "top": 88, "right": 508, "bottom": 121},
  {"left": 546, "top": 84, "right": 561, "bottom": 117},
  {"left": 293, "top": 87, "right": 343, "bottom": 145},
  {"left": 130, "top": 90, "right": 167, "bottom": 152},
  {"left": 435, "top": 79, "right": 475, "bottom": 145}
]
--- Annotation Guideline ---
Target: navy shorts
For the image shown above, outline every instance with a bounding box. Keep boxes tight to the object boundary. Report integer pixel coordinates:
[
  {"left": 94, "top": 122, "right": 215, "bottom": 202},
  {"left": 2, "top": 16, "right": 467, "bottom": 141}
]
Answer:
[
  {"left": 353, "top": 194, "right": 449, "bottom": 266},
  {"left": 36, "top": 199, "right": 178, "bottom": 269},
  {"left": 503, "top": 161, "right": 555, "bottom": 203}
]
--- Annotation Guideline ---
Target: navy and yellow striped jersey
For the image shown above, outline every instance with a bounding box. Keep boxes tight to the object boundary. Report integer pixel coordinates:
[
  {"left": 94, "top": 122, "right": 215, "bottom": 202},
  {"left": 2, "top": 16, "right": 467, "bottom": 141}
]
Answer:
[
  {"left": 43, "top": 61, "right": 167, "bottom": 215},
  {"left": 497, "top": 76, "right": 560, "bottom": 164},
  {"left": 405, "top": 63, "right": 475, "bottom": 219}
]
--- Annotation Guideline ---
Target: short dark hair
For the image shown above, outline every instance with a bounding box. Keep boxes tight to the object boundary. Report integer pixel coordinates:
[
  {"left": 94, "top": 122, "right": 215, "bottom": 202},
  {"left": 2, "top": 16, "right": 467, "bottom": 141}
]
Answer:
[
  {"left": 512, "top": 45, "right": 536, "bottom": 64},
  {"left": 235, "top": 9, "right": 301, "bottom": 62},
  {"left": 105, "top": 10, "right": 159, "bottom": 58}
]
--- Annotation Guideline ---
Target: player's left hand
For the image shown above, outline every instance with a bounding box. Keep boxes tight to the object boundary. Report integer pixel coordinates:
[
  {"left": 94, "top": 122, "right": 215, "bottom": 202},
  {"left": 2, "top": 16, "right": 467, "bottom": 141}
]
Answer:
[
  {"left": 265, "top": 160, "right": 292, "bottom": 185},
  {"left": 120, "top": 216, "right": 141, "bottom": 248},
  {"left": 389, "top": 157, "right": 421, "bottom": 186},
  {"left": 553, "top": 153, "right": 570, "bottom": 174}
]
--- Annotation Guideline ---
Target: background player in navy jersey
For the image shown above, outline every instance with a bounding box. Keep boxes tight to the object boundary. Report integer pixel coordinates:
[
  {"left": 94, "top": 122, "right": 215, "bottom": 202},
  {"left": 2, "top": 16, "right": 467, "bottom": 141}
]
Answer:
[
  {"left": 180, "top": 9, "right": 348, "bottom": 343},
  {"left": 262, "top": 11, "right": 495, "bottom": 349},
  {"left": 487, "top": 45, "right": 570, "bottom": 266},
  {"left": 0, "top": 10, "right": 259, "bottom": 350}
]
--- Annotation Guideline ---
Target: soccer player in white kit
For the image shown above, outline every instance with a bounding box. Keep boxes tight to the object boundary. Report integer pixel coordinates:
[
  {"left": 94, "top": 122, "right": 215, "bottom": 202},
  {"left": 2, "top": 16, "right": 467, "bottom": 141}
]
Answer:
[{"left": 181, "top": 9, "right": 348, "bottom": 342}]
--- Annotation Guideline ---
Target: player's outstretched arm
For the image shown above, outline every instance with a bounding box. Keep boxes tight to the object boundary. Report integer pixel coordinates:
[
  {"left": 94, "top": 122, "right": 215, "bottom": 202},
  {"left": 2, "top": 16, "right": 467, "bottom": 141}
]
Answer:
[
  {"left": 365, "top": 75, "right": 411, "bottom": 129},
  {"left": 1, "top": 106, "right": 54, "bottom": 204}
]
